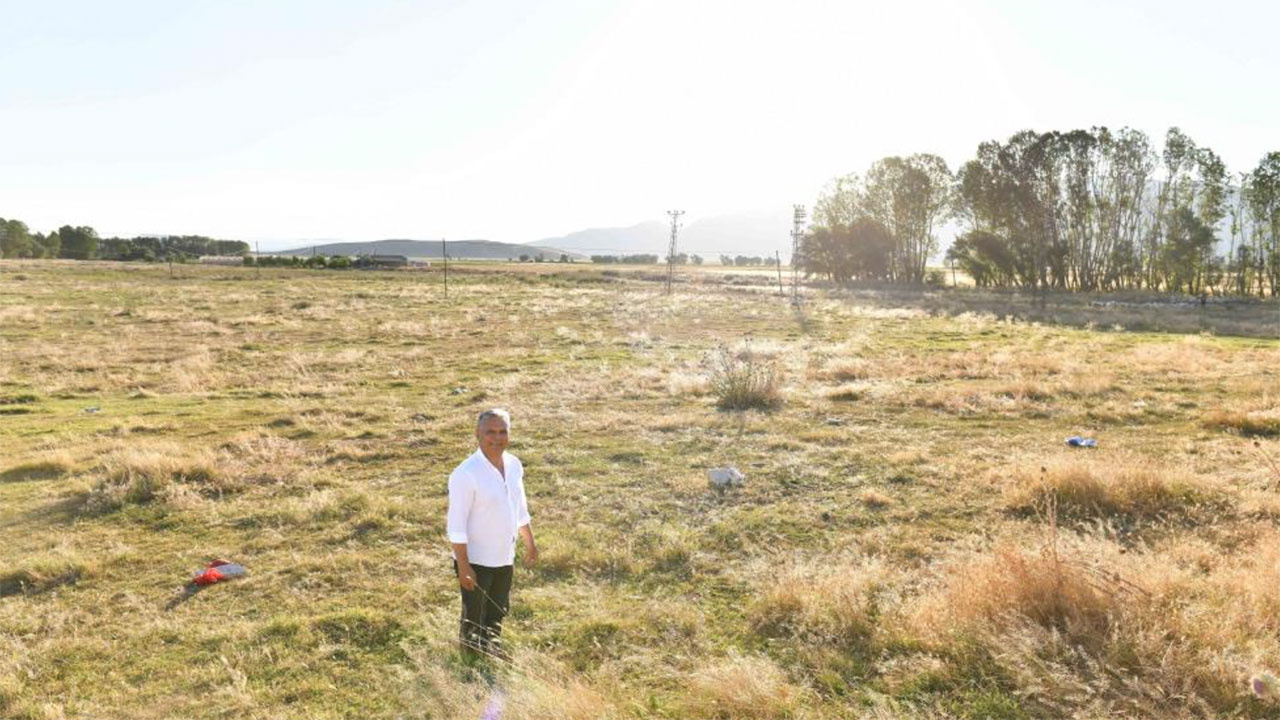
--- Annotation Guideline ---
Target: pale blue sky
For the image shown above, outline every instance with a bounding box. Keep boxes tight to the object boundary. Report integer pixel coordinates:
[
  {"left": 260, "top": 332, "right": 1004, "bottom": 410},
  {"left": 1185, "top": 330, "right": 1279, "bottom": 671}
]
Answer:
[{"left": 2, "top": 0, "right": 1276, "bottom": 248}]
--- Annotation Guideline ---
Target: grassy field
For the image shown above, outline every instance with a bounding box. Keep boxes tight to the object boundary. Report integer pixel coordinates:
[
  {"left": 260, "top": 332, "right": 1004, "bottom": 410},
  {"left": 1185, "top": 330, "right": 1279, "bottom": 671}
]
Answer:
[{"left": 2, "top": 260, "right": 1280, "bottom": 719}]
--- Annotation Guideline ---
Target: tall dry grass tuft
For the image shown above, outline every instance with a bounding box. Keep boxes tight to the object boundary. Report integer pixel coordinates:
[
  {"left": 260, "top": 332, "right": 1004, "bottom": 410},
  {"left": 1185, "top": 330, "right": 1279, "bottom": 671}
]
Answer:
[
  {"left": 704, "top": 343, "right": 782, "bottom": 411},
  {"left": 1204, "top": 409, "right": 1280, "bottom": 437},
  {"left": 913, "top": 542, "right": 1119, "bottom": 648},
  {"left": 0, "top": 450, "right": 76, "bottom": 482},
  {"left": 749, "top": 556, "right": 890, "bottom": 646},
  {"left": 218, "top": 432, "right": 309, "bottom": 485},
  {"left": 824, "top": 382, "right": 870, "bottom": 402},
  {"left": 819, "top": 356, "right": 872, "bottom": 382},
  {"left": 87, "top": 444, "right": 223, "bottom": 511},
  {"left": 501, "top": 672, "right": 619, "bottom": 720},
  {"left": 1258, "top": 440, "right": 1280, "bottom": 485},
  {"left": 667, "top": 368, "right": 711, "bottom": 396},
  {"left": 907, "top": 519, "right": 1280, "bottom": 714},
  {"left": 682, "top": 653, "right": 808, "bottom": 719},
  {"left": 1125, "top": 531, "right": 1280, "bottom": 706},
  {"left": 1004, "top": 458, "right": 1211, "bottom": 520},
  {"left": 0, "top": 554, "right": 94, "bottom": 598},
  {"left": 166, "top": 346, "right": 221, "bottom": 393}
]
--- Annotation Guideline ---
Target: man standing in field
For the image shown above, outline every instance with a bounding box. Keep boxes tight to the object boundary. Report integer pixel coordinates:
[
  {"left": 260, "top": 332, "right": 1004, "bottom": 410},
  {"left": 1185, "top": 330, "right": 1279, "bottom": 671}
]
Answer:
[{"left": 446, "top": 408, "right": 538, "bottom": 661}]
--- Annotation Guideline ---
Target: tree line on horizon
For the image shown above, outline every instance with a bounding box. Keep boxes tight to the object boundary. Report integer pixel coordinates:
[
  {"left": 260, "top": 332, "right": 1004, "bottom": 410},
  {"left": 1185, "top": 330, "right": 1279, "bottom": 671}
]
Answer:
[
  {"left": 0, "top": 221, "right": 248, "bottom": 263},
  {"left": 800, "top": 126, "right": 1280, "bottom": 297}
]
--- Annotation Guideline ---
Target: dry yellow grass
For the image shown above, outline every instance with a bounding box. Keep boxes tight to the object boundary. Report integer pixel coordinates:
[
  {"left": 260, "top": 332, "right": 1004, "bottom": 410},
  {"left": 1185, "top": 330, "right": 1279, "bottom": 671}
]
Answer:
[
  {"left": 859, "top": 488, "right": 895, "bottom": 509},
  {"left": 682, "top": 653, "right": 809, "bottom": 719},
  {"left": 0, "top": 450, "right": 77, "bottom": 482},
  {"left": 818, "top": 356, "right": 872, "bottom": 382},
  {"left": 86, "top": 444, "right": 223, "bottom": 511},
  {"left": 2, "top": 261, "right": 1278, "bottom": 718},
  {"left": 1204, "top": 409, "right": 1280, "bottom": 437},
  {"left": 938, "top": 545, "right": 1115, "bottom": 641},
  {"left": 1004, "top": 457, "right": 1213, "bottom": 519},
  {"left": 749, "top": 555, "right": 890, "bottom": 647}
]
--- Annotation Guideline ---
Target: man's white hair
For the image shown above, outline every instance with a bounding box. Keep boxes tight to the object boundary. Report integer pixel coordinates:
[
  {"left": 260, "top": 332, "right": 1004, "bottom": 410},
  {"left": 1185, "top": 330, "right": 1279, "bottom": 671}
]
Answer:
[{"left": 476, "top": 408, "right": 512, "bottom": 431}]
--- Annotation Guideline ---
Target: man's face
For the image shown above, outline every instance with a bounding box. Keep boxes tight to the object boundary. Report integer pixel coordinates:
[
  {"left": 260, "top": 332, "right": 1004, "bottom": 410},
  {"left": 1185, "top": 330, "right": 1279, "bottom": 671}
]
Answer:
[{"left": 476, "top": 416, "right": 510, "bottom": 456}]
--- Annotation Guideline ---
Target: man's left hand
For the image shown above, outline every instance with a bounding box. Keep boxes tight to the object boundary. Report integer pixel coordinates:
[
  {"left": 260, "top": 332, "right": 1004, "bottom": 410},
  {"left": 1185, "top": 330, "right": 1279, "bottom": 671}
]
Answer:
[{"left": 522, "top": 544, "right": 539, "bottom": 568}]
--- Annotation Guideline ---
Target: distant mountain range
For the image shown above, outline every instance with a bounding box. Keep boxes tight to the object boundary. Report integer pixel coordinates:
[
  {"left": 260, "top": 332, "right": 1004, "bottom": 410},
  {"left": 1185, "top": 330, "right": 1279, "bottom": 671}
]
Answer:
[
  {"left": 276, "top": 239, "right": 583, "bottom": 260},
  {"left": 271, "top": 209, "right": 804, "bottom": 263},
  {"left": 529, "top": 209, "right": 797, "bottom": 261}
]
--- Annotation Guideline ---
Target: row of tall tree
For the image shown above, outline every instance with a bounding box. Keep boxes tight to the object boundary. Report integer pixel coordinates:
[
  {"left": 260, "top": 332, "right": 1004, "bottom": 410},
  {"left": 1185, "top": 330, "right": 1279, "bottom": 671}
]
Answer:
[
  {"left": 719, "top": 255, "right": 779, "bottom": 267},
  {"left": 590, "top": 254, "right": 661, "bottom": 264},
  {"left": 0, "top": 220, "right": 100, "bottom": 260},
  {"left": 0, "top": 218, "right": 248, "bottom": 261},
  {"left": 799, "top": 127, "right": 1280, "bottom": 296}
]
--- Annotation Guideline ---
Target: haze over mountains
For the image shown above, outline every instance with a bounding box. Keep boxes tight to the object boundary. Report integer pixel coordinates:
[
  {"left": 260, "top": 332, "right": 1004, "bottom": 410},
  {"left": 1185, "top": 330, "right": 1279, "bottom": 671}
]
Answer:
[
  {"left": 272, "top": 209, "right": 800, "bottom": 261},
  {"left": 529, "top": 208, "right": 797, "bottom": 260},
  {"left": 275, "top": 239, "right": 584, "bottom": 260}
]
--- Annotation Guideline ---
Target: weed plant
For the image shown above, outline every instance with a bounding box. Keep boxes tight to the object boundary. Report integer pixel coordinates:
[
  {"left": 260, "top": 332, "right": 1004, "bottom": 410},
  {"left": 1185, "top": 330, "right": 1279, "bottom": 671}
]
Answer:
[{"left": 704, "top": 342, "right": 783, "bottom": 411}]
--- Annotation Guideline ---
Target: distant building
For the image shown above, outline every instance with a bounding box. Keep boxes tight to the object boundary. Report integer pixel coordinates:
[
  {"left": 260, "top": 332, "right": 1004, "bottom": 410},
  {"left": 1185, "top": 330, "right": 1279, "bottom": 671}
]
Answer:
[
  {"left": 199, "top": 255, "right": 246, "bottom": 266},
  {"left": 356, "top": 254, "right": 409, "bottom": 268}
]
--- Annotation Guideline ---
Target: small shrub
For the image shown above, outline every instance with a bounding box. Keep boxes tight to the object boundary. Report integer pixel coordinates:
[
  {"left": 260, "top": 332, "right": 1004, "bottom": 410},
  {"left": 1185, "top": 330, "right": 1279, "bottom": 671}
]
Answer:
[{"left": 704, "top": 343, "right": 782, "bottom": 411}]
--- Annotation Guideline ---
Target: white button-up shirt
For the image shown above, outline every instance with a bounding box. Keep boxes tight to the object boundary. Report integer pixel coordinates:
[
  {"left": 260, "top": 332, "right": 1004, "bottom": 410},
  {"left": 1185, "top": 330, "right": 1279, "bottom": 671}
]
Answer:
[{"left": 446, "top": 449, "right": 531, "bottom": 567}]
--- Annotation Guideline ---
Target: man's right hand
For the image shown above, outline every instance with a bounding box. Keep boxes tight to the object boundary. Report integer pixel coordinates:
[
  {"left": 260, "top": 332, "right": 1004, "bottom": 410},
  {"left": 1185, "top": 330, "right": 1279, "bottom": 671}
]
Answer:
[{"left": 458, "top": 563, "right": 477, "bottom": 591}]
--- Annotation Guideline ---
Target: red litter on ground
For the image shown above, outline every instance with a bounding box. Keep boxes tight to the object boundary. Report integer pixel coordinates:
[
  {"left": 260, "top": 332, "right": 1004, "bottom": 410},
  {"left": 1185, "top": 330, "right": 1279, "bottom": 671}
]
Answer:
[{"left": 191, "top": 559, "right": 247, "bottom": 586}]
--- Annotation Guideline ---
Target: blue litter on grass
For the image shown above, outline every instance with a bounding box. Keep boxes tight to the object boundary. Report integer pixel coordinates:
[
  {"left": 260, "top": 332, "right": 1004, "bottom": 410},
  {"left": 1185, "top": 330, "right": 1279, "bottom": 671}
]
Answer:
[{"left": 1066, "top": 436, "right": 1098, "bottom": 448}]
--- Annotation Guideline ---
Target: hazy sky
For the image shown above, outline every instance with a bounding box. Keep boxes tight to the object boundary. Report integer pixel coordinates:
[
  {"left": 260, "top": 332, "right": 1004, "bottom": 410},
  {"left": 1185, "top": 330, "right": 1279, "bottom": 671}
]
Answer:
[{"left": 3, "top": 0, "right": 1277, "bottom": 248}]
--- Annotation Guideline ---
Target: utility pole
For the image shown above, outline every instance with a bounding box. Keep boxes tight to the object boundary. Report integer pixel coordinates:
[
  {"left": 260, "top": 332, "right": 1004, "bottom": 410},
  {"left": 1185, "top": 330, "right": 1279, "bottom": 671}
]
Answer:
[
  {"left": 442, "top": 238, "right": 448, "bottom": 299},
  {"left": 665, "top": 210, "right": 684, "bottom": 295},
  {"left": 255, "top": 241, "right": 261, "bottom": 279},
  {"left": 790, "top": 205, "right": 806, "bottom": 304},
  {"left": 775, "top": 251, "right": 784, "bottom": 295}
]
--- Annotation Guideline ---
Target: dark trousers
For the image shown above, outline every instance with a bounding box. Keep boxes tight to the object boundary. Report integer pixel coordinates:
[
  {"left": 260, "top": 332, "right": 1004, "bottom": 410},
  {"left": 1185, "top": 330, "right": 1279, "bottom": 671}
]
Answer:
[{"left": 454, "top": 561, "right": 513, "bottom": 659}]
